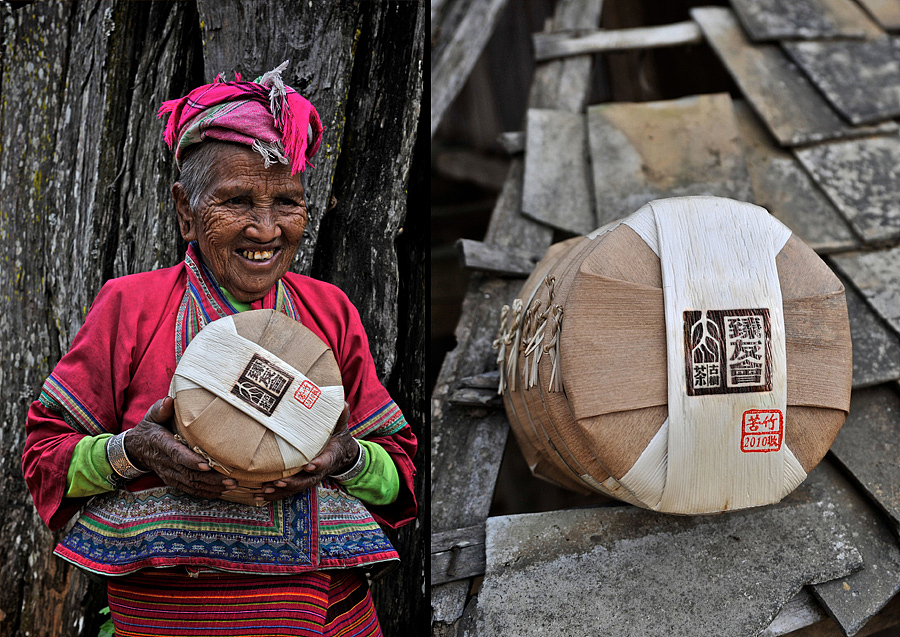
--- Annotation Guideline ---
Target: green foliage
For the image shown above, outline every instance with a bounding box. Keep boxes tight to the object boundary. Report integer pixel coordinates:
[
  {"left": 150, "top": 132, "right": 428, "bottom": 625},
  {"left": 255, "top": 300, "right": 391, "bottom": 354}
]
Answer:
[{"left": 98, "top": 606, "right": 114, "bottom": 637}]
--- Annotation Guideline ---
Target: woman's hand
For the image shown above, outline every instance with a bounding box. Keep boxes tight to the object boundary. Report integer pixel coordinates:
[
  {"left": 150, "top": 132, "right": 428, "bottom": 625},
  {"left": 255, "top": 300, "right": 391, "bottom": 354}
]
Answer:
[
  {"left": 254, "top": 402, "right": 355, "bottom": 503},
  {"left": 124, "top": 397, "right": 237, "bottom": 499}
]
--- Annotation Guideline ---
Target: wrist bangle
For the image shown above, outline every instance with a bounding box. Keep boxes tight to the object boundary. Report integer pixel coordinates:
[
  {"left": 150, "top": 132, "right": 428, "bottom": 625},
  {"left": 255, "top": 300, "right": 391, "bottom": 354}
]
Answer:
[
  {"left": 330, "top": 439, "right": 367, "bottom": 483},
  {"left": 106, "top": 430, "right": 149, "bottom": 482}
]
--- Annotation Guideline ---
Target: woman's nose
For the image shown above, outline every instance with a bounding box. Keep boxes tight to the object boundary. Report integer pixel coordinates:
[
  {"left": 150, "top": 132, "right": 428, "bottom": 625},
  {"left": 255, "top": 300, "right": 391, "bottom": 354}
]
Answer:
[{"left": 244, "top": 208, "right": 282, "bottom": 242}]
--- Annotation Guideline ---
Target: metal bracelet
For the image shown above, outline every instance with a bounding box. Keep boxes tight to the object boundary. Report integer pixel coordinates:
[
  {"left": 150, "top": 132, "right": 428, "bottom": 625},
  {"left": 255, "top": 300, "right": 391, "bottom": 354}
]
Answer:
[
  {"left": 330, "top": 439, "right": 367, "bottom": 483},
  {"left": 106, "top": 430, "right": 149, "bottom": 480}
]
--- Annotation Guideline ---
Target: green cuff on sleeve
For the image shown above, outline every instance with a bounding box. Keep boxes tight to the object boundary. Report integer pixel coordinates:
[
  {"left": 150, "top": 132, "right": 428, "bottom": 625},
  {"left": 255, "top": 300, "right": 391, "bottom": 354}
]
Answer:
[
  {"left": 65, "top": 434, "right": 115, "bottom": 498},
  {"left": 341, "top": 439, "right": 400, "bottom": 506}
]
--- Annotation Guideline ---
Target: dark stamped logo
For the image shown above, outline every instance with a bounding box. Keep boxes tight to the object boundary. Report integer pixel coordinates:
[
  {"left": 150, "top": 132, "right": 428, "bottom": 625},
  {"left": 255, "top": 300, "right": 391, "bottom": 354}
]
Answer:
[
  {"left": 684, "top": 308, "right": 772, "bottom": 396},
  {"left": 231, "top": 354, "right": 295, "bottom": 416}
]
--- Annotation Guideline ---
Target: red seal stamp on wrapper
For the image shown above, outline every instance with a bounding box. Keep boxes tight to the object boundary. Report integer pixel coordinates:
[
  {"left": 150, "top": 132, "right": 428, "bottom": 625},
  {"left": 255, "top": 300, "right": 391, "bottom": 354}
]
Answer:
[
  {"left": 294, "top": 380, "right": 321, "bottom": 409},
  {"left": 741, "top": 409, "right": 783, "bottom": 453}
]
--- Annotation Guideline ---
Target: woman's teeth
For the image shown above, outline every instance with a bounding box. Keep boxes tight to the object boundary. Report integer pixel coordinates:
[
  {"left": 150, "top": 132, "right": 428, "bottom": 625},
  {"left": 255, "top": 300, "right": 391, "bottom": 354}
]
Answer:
[{"left": 241, "top": 250, "right": 274, "bottom": 261}]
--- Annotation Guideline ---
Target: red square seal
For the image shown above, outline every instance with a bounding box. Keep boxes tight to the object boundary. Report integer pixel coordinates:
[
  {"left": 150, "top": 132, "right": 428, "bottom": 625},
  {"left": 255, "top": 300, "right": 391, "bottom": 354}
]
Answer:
[
  {"left": 740, "top": 409, "right": 783, "bottom": 453},
  {"left": 294, "top": 380, "right": 321, "bottom": 409}
]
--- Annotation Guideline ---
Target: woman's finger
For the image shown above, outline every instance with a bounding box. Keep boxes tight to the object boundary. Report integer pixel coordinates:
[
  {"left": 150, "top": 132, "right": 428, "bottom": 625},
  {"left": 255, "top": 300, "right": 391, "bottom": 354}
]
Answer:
[{"left": 144, "top": 396, "right": 175, "bottom": 426}]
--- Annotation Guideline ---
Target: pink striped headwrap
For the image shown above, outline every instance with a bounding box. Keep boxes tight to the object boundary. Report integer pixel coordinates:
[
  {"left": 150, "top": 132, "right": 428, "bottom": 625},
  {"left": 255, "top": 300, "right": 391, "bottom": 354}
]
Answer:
[{"left": 158, "top": 61, "right": 323, "bottom": 175}]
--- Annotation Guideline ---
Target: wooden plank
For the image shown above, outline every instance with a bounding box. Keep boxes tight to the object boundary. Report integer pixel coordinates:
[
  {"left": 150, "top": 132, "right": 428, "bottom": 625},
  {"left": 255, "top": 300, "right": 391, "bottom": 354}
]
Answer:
[
  {"left": 431, "top": 197, "right": 549, "bottom": 627},
  {"left": 486, "top": 159, "right": 554, "bottom": 250},
  {"left": 761, "top": 590, "right": 828, "bottom": 636},
  {"left": 831, "top": 246, "right": 900, "bottom": 333},
  {"left": 527, "top": 0, "right": 604, "bottom": 113},
  {"left": 456, "top": 239, "right": 540, "bottom": 276},
  {"left": 532, "top": 21, "right": 702, "bottom": 61},
  {"left": 432, "top": 544, "right": 487, "bottom": 586},
  {"left": 448, "top": 387, "right": 503, "bottom": 408},
  {"left": 431, "top": 0, "right": 449, "bottom": 39},
  {"left": 432, "top": 525, "right": 487, "bottom": 586},
  {"left": 435, "top": 149, "right": 510, "bottom": 191},
  {"left": 730, "top": 0, "right": 882, "bottom": 41},
  {"left": 783, "top": 38, "right": 900, "bottom": 125},
  {"left": 587, "top": 94, "right": 753, "bottom": 226},
  {"left": 498, "top": 131, "right": 525, "bottom": 155},
  {"left": 692, "top": 7, "right": 898, "bottom": 147},
  {"left": 432, "top": 271, "right": 531, "bottom": 536},
  {"left": 432, "top": 525, "right": 487, "bottom": 553},
  {"left": 431, "top": 0, "right": 510, "bottom": 138},
  {"left": 522, "top": 108, "right": 595, "bottom": 234},
  {"left": 475, "top": 483, "right": 862, "bottom": 637},
  {"left": 841, "top": 271, "right": 900, "bottom": 388},
  {"left": 829, "top": 385, "right": 900, "bottom": 529},
  {"left": 807, "top": 461, "right": 900, "bottom": 637},
  {"left": 857, "top": 0, "right": 900, "bottom": 30},
  {"left": 732, "top": 101, "right": 859, "bottom": 254},
  {"left": 431, "top": 0, "right": 603, "bottom": 629},
  {"left": 795, "top": 137, "right": 900, "bottom": 244},
  {"left": 457, "top": 371, "right": 501, "bottom": 389}
]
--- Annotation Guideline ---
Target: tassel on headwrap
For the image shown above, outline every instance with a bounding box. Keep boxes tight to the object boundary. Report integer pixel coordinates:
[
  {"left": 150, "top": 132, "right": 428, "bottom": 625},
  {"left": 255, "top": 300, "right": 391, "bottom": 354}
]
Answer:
[{"left": 158, "top": 60, "right": 323, "bottom": 175}]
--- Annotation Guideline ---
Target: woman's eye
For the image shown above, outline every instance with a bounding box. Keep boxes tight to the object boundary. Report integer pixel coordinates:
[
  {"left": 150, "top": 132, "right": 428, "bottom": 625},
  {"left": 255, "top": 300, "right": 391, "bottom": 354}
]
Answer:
[
  {"left": 276, "top": 197, "right": 300, "bottom": 207},
  {"left": 226, "top": 196, "right": 249, "bottom": 206}
]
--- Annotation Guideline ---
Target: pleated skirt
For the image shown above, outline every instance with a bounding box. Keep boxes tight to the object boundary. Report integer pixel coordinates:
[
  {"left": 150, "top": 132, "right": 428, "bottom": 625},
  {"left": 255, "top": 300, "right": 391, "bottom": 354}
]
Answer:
[{"left": 107, "top": 569, "right": 382, "bottom": 637}]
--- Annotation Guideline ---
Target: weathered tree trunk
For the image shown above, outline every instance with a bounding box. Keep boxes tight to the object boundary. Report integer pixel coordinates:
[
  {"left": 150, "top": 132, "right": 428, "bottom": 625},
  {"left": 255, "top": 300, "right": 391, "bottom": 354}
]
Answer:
[
  {"left": 312, "top": 5, "right": 427, "bottom": 634},
  {"left": 0, "top": 2, "right": 424, "bottom": 636}
]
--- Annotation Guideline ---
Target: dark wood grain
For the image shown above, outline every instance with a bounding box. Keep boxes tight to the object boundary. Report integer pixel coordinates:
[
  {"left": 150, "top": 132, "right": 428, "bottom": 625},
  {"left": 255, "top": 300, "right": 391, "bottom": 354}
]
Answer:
[
  {"left": 432, "top": 525, "right": 488, "bottom": 586},
  {"left": 1, "top": 4, "right": 201, "bottom": 636},
  {"left": 431, "top": 0, "right": 510, "bottom": 137},
  {"left": 456, "top": 239, "right": 540, "bottom": 276}
]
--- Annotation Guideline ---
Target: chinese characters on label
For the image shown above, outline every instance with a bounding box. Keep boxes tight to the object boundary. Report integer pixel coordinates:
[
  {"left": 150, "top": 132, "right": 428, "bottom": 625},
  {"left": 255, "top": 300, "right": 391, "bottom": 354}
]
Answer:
[
  {"left": 740, "top": 409, "right": 783, "bottom": 453},
  {"left": 231, "top": 354, "right": 295, "bottom": 416},
  {"left": 684, "top": 308, "right": 772, "bottom": 396},
  {"left": 294, "top": 380, "right": 322, "bottom": 409}
]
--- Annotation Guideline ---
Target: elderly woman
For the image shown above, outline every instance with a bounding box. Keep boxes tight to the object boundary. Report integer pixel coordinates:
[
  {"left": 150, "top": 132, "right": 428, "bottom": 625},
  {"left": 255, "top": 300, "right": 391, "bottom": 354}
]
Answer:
[{"left": 22, "top": 63, "right": 416, "bottom": 636}]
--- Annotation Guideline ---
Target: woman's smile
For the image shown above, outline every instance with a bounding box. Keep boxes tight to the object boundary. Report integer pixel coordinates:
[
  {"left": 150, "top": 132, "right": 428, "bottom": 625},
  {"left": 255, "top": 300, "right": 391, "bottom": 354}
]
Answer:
[{"left": 239, "top": 248, "right": 278, "bottom": 262}]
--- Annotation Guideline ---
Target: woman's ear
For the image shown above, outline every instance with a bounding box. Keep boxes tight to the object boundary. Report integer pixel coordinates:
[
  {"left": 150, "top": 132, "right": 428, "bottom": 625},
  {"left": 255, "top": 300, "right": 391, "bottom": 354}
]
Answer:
[{"left": 172, "top": 182, "right": 196, "bottom": 242}]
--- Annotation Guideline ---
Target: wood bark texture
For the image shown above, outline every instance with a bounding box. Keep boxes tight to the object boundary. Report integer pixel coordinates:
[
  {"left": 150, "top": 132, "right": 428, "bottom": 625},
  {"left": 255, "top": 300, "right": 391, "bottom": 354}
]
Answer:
[{"left": 0, "top": 1, "right": 424, "bottom": 636}]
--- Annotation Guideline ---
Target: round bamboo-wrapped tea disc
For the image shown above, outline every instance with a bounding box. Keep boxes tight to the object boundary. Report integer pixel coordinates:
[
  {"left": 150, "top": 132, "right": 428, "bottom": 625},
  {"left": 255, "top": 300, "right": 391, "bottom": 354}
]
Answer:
[
  {"left": 171, "top": 309, "right": 344, "bottom": 505},
  {"left": 498, "top": 196, "right": 852, "bottom": 514}
]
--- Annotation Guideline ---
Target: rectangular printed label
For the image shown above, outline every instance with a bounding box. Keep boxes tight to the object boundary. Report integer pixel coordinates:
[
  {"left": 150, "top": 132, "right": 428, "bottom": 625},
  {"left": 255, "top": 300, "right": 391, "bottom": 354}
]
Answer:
[
  {"left": 740, "top": 409, "right": 784, "bottom": 453},
  {"left": 684, "top": 309, "right": 772, "bottom": 396},
  {"left": 231, "top": 354, "right": 295, "bottom": 417}
]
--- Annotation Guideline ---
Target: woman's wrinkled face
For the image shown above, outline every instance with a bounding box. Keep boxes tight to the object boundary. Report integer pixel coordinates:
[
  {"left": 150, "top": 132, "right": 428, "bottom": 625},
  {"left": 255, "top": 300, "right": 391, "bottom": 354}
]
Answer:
[{"left": 173, "top": 145, "right": 308, "bottom": 302}]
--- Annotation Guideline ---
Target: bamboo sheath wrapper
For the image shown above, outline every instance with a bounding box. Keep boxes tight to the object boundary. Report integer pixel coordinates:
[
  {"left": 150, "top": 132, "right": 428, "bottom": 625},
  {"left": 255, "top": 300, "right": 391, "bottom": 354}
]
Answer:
[{"left": 620, "top": 198, "right": 803, "bottom": 513}]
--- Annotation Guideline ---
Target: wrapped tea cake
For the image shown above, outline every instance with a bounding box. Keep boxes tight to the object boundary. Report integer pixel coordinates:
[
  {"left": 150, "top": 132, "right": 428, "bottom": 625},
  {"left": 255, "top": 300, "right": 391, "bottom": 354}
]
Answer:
[
  {"left": 171, "top": 309, "right": 344, "bottom": 506},
  {"left": 496, "top": 196, "right": 851, "bottom": 514}
]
